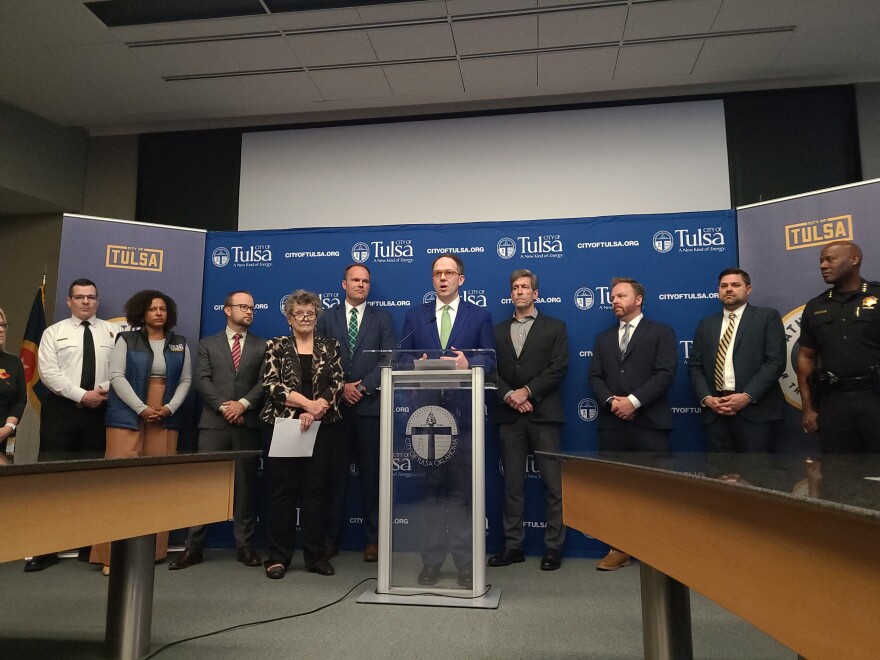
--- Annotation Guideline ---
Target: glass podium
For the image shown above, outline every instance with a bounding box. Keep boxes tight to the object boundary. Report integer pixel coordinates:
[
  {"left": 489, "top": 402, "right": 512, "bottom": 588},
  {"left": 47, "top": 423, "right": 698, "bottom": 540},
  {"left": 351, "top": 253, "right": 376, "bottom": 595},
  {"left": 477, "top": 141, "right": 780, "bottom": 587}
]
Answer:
[{"left": 358, "top": 349, "right": 501, "bottom": 608}]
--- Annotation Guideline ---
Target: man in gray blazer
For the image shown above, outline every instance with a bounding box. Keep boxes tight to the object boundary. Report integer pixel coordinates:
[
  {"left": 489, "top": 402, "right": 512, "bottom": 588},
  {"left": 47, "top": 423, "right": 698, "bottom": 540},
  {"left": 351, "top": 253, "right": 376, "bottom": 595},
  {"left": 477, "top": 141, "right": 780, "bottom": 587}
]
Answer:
[
  {"left": 689, "top": 268, "right": 786, "bottom": 455},
  {"left": 170, "top": 291, "right": 265, "bottom": 569},
  {"left": 489, "top": 269, "right": 569, "bottom": 572},
  {"left": 316, "top": 264, "right": 395, "bottom": 562}
]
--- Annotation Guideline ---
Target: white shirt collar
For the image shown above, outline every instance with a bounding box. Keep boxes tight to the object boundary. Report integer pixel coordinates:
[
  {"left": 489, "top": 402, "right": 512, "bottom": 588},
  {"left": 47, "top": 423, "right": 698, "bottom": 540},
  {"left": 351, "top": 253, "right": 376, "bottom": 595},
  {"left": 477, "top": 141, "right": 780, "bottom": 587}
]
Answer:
[
  {"left": 620, "top": 313, "right": 643, "bottom": 330},
  {"left": 436, "top": 297, "right": 460, "bottom": 313},
  {"left": 345, "top": 300, "right": 367, "bottom": 316}
]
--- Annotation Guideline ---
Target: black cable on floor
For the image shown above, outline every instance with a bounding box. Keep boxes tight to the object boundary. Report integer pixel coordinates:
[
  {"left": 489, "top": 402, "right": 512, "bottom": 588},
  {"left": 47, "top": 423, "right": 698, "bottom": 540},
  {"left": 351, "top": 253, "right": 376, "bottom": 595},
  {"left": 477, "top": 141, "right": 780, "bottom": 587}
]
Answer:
[{"left": 143, "top": 577, "right": 376, "bottom": 659}]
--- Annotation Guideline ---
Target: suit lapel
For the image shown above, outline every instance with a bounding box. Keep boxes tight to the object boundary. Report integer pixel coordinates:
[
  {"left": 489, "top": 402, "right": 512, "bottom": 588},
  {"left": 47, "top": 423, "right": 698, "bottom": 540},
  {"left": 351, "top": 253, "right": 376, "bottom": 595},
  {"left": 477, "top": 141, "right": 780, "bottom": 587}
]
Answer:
[
  {"left": 621, "top": 319, "right": 648, "bottom": 362},
  {"left": 354, "top": 306, "right": 372, "bottom": 353},
  {"left": 518, "top": 314, "right": 542, "bottom": 356},
  {"left": 216, "top": 331, "right": 236, "bottom": 373},
  {"left": 447, "top": 300, "right": 467, "bottom": 348},
  {"left": 731, "top": 304, "right": 752, "bottom": 353}
]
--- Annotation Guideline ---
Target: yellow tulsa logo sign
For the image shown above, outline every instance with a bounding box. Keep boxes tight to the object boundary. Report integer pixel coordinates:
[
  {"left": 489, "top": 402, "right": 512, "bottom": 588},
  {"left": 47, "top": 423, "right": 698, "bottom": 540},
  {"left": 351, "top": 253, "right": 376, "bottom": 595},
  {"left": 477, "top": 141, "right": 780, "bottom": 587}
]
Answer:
[
  {"left": 784, "top": 215, "right": 853, "bottom": 250},
  {"left": 105, "top": 245, "right": 164, "bottom": 272}
]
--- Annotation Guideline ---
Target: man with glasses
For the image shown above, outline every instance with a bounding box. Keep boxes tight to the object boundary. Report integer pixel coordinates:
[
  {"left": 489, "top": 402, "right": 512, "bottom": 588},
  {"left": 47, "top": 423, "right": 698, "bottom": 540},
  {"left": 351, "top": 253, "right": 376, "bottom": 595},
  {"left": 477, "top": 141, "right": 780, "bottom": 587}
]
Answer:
[
  {"left": 169, "top": 291, "right": 266, "bottom": 570},
  {"left": 401, "top": 254, "right": 495, "bottom": 588},
  {"left": 27, "top": 278, "right": 117, "bottom": 571}
]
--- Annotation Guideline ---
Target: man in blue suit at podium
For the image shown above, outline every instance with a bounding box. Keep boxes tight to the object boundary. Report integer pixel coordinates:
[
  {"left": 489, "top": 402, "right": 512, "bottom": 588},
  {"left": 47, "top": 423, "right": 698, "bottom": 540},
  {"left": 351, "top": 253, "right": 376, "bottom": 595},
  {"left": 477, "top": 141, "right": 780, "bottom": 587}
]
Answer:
[{"left": 400, "top": 253, "right": 495, "bottom": 588}]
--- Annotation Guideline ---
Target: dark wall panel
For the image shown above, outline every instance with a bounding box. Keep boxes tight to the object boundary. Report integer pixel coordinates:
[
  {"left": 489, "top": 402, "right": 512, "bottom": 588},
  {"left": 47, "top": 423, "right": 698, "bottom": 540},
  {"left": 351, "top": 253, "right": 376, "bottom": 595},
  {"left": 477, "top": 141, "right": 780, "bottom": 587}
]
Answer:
[{"left": 136, "top": 129, "right": 241, "bottom": 231}]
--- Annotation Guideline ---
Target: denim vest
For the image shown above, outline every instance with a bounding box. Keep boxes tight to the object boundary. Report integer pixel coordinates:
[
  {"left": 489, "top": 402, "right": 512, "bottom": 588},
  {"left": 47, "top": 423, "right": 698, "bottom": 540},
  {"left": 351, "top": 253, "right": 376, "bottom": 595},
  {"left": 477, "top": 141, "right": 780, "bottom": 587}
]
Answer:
[{"left": 105, "top": 330, "right": 187, "bottom": 430}]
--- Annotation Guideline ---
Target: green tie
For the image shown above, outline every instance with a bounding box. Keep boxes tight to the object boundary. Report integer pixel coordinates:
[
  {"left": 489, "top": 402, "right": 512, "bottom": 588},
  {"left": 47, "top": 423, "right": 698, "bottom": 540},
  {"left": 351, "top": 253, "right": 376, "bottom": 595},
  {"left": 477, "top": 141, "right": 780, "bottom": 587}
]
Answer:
[
  {"left": 439, "top": 304, "right": 451, "bottom": 349},
  {"left": 348, "top": 308, "right": 358, "bottom": 354}
]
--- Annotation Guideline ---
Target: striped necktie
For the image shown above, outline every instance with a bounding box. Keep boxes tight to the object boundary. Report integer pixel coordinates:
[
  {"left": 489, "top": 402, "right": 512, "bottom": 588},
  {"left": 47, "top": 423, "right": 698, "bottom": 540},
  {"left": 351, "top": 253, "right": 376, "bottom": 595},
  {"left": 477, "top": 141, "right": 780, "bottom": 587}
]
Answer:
[
  {"left": 231, "top": 333, "right": 242, "bottom": 371},
  {"left": 619, "top": 322, "right": 631, "bottom": 356},
  {"left": 714, "top": 313, "right": 736, "bottom": 391},
  {"left": 348, "top": 308, "right": 358, "bottom": 354}
]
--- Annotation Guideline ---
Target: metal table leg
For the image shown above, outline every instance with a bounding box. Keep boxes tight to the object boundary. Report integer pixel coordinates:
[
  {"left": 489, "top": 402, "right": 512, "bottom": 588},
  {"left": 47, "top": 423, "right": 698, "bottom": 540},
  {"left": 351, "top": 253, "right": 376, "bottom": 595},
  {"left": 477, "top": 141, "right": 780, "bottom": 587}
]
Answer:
[
  {"left": 640, "top": 562, "right": 693, "bottom": 660},
  {"left": 105, "top": 534, "right": 156, "bottom": 660}
]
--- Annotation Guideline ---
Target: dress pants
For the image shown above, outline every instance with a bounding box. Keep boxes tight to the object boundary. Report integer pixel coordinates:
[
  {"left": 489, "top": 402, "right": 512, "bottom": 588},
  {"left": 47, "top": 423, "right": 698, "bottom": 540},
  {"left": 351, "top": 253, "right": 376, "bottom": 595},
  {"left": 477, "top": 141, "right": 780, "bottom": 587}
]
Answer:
[
  {"left": 186, "top": 425, "right": 262, "bottom": 550},
  {"left": 90, "top": 378, "right": 178, "bottom": 566},
  {"left": 326, "top": 413, "right": 380, "bottom": 548},
  {"left": 264, "top": 421, "right": 337, "bottom": 568},
  {"left": 498, "top": 417, "right": 565, "bottom": 550},
  {"left": 39, "top": 393, "right": 106, "bottom": 454},
  {"left": 817, "top": 389, "right": 880, "bottom": 454}
]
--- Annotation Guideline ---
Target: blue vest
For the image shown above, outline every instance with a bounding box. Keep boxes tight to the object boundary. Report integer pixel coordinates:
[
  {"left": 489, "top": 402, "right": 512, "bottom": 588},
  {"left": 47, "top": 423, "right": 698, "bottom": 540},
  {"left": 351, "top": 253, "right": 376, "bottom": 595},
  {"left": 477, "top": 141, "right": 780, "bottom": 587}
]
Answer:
[{"left": 105, "top": 330, "right": 187, "bottom": 430}]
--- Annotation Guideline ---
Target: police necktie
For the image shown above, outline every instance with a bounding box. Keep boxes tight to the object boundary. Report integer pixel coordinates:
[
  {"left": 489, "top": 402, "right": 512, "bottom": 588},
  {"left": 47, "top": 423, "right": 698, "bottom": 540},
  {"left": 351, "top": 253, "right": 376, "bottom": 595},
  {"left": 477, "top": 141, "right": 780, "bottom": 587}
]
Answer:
[
  {"left": 348, "top": 308, "right": 358, "bottom": 354},
  {"left": 231, "top": 333, "right": 242, "bottom": 371},
  {"left": 619, "top": 322, "right": 631, "bottom": 356},
  {"left": 80, "top": 321, "right": 96, "bottom": 390},
  {"left": 440, "top": 305, "right": 451, "bottom": 349},
  {"left": 714, "top": 312, "right": 736, "bottom": 391}
]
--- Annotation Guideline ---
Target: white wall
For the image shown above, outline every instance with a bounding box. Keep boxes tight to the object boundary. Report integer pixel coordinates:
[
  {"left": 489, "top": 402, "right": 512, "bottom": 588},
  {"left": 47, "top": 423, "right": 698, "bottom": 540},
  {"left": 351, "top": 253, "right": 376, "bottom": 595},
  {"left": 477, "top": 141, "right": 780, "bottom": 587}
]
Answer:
[{"left": 238, "top": 100, "right": 731, "bottom": 230}]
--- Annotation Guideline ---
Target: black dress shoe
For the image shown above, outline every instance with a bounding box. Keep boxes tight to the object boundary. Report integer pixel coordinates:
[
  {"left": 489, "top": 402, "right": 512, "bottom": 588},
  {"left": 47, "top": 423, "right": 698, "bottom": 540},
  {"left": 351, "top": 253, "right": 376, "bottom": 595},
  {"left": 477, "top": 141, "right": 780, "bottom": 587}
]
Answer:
[
  {"left": 307, "top": 558, "right": 335, "bottom": 576},
  {"left": 540, "top": 549, "right": 562, "bottom": 571},
  {"left": 417, "top": 564, "right": 440, "bottom": 585},
  {"left": 169, "top": 549, "right": 203, "bottom": 570},
  {"left": 237, "top": 546, "right": 262, "bottom": 567},
  {"left": 457, "top": 566, "right": 473, "bottom": 588},
  {"left": 24, "top": 554, "right": 59, "bottom": 572},
  {"left": 488, "top": 547, "right": 525, "bottom": 567},
  {"left": 265, "top": 563, "right": 286, "bottom": 579}
]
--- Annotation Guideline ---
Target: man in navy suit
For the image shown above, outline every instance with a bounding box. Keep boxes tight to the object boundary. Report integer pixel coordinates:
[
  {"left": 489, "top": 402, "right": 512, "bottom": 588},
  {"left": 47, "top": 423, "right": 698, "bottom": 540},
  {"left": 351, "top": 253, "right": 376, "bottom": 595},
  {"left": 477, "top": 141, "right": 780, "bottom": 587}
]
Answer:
[
  {"left": 401, "top": 253, "right": 495, "bottom": 588},
  {"left": 689, "top": 268, "right": 785, "bottom": 458},
  {"left": 170, "top": 291, "right": 265, "bottom": 570},
  {"left": 589, "top": 277, "right": 677, "bottom": 571},
  {"left": 316, "top": 264, "right": 395, "bottom": 562}
]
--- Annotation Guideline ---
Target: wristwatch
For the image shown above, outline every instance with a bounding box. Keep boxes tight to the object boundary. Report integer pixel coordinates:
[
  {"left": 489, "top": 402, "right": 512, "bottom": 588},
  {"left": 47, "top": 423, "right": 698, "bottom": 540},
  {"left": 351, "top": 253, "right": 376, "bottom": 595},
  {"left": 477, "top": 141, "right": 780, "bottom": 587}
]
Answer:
[{"left": 355, "top": 383, "right": 368, "bottom": 395}]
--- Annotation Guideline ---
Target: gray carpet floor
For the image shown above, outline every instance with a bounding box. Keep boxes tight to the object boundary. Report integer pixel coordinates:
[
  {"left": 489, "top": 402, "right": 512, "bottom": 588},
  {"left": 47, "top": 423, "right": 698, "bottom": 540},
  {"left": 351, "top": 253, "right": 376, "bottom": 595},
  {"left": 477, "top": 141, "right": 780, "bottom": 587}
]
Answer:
[{"left": 0, "top": 551, "right": 793, "bottom": 659}]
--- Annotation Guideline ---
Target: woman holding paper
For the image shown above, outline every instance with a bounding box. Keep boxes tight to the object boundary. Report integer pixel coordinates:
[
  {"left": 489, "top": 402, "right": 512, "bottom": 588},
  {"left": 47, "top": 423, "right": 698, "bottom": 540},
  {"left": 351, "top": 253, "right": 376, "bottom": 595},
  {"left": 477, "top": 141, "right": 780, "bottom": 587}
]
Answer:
[{"left": 260, "top": 290, "right": 343, "bottom": 579}]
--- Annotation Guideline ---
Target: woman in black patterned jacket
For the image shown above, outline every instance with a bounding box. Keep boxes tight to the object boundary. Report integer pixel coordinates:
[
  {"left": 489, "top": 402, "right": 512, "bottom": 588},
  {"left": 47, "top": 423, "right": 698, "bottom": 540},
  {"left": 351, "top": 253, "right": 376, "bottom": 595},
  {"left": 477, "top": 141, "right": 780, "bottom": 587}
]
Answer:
[{"left": 260, "top": 290, "right": 343, "bottom": 579}]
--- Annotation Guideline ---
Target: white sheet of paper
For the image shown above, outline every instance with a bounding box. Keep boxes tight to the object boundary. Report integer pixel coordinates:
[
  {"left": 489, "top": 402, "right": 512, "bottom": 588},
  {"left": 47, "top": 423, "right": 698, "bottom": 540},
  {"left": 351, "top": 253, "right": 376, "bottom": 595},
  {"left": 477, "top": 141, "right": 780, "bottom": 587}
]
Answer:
[{"left": 269, "top": 417, "right": 320, "bottom": 457}]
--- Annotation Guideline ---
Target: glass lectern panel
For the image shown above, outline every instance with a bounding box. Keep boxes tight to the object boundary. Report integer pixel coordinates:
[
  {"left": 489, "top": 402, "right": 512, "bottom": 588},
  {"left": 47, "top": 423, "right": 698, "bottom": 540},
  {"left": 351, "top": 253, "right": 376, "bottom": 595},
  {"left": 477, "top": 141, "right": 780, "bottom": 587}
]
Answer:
[{"left": 363, "top": 349, "right": 497, "bottom": 390}]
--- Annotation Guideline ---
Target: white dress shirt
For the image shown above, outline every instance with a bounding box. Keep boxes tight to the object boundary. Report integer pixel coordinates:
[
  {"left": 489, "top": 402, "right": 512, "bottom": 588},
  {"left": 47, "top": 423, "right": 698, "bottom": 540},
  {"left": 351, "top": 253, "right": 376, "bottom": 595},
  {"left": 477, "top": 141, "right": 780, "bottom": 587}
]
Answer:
[
  {"left": 718, "top": 303, "right": 746, "bottom": 391},
  {"left": 435, "top": 296, "right": 460, "bottom": 344},
  {"left": 619, "top": 313, "right": 644, "bottom": 410},
  {"left": 38, "top": 315, "right": 118, "bottom": 403},
  {"left": 344, "top": 301, "right": 367, "bottom": 334}
]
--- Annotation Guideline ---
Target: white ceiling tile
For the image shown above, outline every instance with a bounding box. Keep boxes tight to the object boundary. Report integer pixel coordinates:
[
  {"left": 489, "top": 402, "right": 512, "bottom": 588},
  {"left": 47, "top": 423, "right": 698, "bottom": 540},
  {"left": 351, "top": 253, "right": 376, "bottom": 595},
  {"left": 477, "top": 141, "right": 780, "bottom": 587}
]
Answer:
[
  {"left": 538, "top": 47, "right": 618, "bottom": 86},
  {"left": 367, "top": 24, "right": 456, "bottom": 61},
  {"left": 131, "top": 42, "right": 226, "bottom": 77},
  {"left": 384, "top": 61, "right": 464, "bottom": 95},
  {"left": 207, "top": 36, "right": 300, "bottom": 72},
  {"left": 286, "top": 32, "right": 377, "bottom": 67},
  {"left": 447, "top": 0, "right": 537, "bottom": 16},
  {"left": 615, "top": 41, "right": 704, "bottom": 79},
  {"left": 237, "top": 72, "right": 324, "bottom": 103},
  {"left": 110, "top": 23, "right": 203, "bottom": 44},
  {"left": 539, "top": 7, "right": 627, "bottom": 48},
  {"left": 182, "top": 15, "right": 279, "bottom": 38},
  {"left": 358, "top": 1, "right": 448, "bottom": 23},
  {"left": 172, "top": 78, "right": 249, "bottom": 109},
  {"left": 309, "top": 67, "right": 394, "bottom": 100},
  {"left": 452, "top": 16, "right": 537, "bottom": 56},
  {"left": 710, "top": 0, "right": 810, "bottom": 31},
  {"left": 460, "top": 55, "right": 537, "bottom": 91},
  {"left": 694, "top": 33, "right": 791, "bottom": 73},
  {"left": 624, "top": 0, "right": 722, "bottom": 40},
  {"left": 270, "top": 8, "right": 363, "bottom": 30}
]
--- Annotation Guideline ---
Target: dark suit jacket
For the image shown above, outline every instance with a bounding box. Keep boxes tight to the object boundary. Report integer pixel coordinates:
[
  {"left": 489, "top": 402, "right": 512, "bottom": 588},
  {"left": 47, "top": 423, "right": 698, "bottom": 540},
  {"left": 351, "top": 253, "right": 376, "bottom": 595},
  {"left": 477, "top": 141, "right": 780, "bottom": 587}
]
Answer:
[
  {"left": 195, "top": 330, "right": 266, "bottom": 430},
  {"left": 589, "top": 318, "right": 677, "bottom": 430},
  {"left": 400, "top": 299, "right": 496, "bottom": 369},
  {"left": 494, "top": 313, "right": 568, "bottom": 425},
  {"left": 316, "top": 304, "right": 396, "bottom": 416},
  {"left": 688, "top": 303, "right": 786, "bottom": 424}
]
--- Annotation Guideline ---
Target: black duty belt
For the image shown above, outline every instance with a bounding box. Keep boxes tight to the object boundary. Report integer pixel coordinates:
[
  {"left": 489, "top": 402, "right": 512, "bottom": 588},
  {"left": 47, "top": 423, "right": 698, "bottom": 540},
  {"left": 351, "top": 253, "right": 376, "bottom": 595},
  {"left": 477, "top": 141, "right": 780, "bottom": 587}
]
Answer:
[{"left": 822, "top": 374, "right": 874, "bottom": 392}]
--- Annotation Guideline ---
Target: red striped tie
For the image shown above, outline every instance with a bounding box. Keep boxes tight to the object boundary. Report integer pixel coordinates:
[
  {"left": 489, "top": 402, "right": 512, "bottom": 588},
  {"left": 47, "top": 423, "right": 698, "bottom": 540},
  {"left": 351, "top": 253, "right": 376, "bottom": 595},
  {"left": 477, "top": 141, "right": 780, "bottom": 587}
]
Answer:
[{"left": 232, "top": 333, "right": 242, "bottom": 371}]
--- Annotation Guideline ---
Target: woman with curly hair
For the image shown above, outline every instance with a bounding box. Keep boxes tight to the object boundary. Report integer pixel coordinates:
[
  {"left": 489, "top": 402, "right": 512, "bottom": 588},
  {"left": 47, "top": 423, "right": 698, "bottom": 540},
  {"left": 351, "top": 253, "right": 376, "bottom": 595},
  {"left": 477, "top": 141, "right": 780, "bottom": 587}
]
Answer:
[
  {"left": 261, "top": 290, "right": 343, "bottom": 579},
  {"left": 90, "top": 290, "right": 192, "bottom": 574}
]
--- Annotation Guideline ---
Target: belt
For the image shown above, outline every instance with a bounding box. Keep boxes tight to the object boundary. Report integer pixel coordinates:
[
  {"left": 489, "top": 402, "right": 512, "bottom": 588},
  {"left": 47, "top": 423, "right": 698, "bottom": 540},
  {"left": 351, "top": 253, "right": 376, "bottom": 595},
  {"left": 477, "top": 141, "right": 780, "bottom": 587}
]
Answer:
[
  {"left": 718, "top": 390, "right": 736, "bottom": 397},
  {"left": 822, "top": 375, "right": 874, "bottom": 392}
]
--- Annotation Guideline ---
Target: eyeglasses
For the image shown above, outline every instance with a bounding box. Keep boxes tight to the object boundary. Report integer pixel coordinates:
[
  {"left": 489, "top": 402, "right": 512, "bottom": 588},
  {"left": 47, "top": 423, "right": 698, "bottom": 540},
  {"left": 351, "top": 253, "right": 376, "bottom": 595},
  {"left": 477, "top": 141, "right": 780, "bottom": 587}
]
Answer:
[
  {"left": 289, "top": 312, "right": 317, "bottom": 321},
  {"left": 432, "top": 269, "right": 460, "bottom": 279},
  {"left": 71, "top": 295, "right": 98, "bottom": 302},
  {"left": 230, "top": 304, "right": 255, "bottom": 313},
  {"left": 0, "top": 322, "right": 7, "bottom": 329}
]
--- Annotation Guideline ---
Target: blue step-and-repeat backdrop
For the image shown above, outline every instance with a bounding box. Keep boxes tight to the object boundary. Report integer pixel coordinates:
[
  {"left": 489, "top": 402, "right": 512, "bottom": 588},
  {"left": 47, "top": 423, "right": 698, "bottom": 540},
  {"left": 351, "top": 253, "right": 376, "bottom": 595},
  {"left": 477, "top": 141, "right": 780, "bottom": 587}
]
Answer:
[{"left": 202, "top": 210, "right": 736, "bottom": 557}]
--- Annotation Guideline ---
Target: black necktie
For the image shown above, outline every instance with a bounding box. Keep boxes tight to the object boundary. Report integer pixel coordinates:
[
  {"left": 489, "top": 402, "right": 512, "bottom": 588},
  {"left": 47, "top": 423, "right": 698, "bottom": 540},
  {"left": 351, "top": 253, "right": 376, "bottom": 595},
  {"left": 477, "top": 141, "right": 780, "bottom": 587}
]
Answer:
[{"left": 80, "top": 321, "right": 96, "bottom": 391}]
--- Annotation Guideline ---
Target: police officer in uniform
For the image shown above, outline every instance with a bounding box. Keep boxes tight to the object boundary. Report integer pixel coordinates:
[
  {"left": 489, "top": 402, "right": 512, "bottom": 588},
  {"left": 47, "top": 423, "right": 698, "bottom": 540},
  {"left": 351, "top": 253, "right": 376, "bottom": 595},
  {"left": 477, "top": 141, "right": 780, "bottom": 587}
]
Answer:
[{"left": 797, "top": 241, "right": 880, "bottom": 453}]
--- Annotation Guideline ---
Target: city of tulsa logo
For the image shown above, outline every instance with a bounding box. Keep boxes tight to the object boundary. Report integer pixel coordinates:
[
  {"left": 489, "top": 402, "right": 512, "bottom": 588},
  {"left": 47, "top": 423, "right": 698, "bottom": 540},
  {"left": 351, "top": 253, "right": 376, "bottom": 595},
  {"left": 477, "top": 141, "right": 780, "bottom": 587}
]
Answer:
[{"left": 405, "top": 406, "right": 458, "bottom": 467}]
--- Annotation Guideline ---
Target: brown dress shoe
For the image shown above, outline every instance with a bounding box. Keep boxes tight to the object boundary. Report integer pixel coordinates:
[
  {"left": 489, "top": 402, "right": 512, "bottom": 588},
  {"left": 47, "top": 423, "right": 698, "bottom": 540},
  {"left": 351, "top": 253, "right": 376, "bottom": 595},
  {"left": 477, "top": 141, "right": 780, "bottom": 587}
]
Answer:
[
  {"left": 596, "top": 548, "right": 631, "bottom": 571},
  {"left": 237, "top": 546, "right": 262, "bottom": 567},
  {"left": 363, "top": 543, "right": 378, "bottom": 562},
  {"left": 169, "top": 549, "right": 203, "bottom": 570}
]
